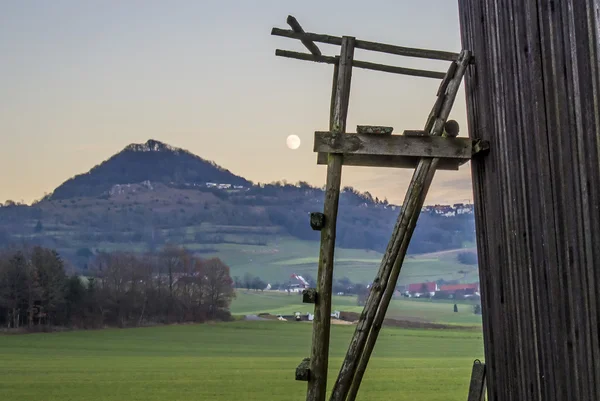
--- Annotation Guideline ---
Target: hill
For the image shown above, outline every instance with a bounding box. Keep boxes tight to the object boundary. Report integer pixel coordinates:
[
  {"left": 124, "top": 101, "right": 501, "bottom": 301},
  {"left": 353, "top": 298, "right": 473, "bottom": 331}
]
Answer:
[
  {"left": 0, "top": 139, "right": 477, "bottom": 280},
  {"left": 48, "top": 139, "right": 250, "bottom": 200}
]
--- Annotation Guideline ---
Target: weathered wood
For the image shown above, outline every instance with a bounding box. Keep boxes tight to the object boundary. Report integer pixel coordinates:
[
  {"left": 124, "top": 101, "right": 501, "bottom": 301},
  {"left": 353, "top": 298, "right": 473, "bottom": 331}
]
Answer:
[
  {"left": 313, "top": 131, "right": 473, "bottom": 159},
  {"left": 271, "top": 27, "right": 459, "bottom": 61},
  {"left": 307, "top": 36, "right": 355, "bottom": 401},
  {"left": 331, "top": 50, "right": 472, "bottom": 401},
  {"left": 274, "top": 49, "right": 446, "bottom": 79},
  {"left": 458, "top": 1, "right": 600, "bottom": 400},
  {"left": 437, "top": 61, "right": 457, "bottom": 96},
  {"left": 353, "top": 59, "right": 445, "bottom": 79},
  {"left": 466, "top": 360, "right": 487, "bottom": 401},
  {"left": 276, "top": 49, "right": 336, "bottom": 65},
  {"left": 356, "top": 125, "right": 393, "bottom": 135},
  {"left": 316, "top": 152, "right": 465, "bottom": 170},
  {"left": 472, "top": 140, "right": 490, "bottom": 156},
  {"left": 286, "top": 15, "right": 322, "bottom": 56},
  {"left": 302, "top": 288, "right": 318, "bottom": 304},
  {"left": 309, "top": 212, "right": 326, "bottom": 231},
  {"left": 403, "top": 130, "right": 427, "bottom": 136},
  {"left": 345, "top": 50, "right": 472, "bottom": 401},
  {"left": 296, "top": 358, "right": 311, "bottom": 381}
]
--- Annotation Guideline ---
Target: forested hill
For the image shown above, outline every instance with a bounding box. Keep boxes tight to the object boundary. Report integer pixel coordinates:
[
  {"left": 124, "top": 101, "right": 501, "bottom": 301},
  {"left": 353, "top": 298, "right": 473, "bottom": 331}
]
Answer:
[{"left": 0, "top": 139, "right": 475, "bottom": 268}]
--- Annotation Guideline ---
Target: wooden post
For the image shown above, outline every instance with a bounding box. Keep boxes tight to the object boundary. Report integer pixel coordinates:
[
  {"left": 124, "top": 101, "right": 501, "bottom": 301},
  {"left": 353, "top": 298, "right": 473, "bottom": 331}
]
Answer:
[
  {"left": 466, "top": 360, "right": 486, "bottom": 401},
  {"left": 458, "top": 1, "right": 600, "bottom": 400},
  {"left": 330, "top": 50, "right": 471, "bottom": 401},
  {"left": 307, "top": 36, "right": 355, "bottom": 401}
]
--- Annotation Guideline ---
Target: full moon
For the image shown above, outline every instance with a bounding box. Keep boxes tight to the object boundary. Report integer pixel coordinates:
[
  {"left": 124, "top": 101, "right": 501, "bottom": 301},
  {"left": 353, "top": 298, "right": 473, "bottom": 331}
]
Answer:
[{"left": 286, "top": 135, "right": 301, "bottom": 150}]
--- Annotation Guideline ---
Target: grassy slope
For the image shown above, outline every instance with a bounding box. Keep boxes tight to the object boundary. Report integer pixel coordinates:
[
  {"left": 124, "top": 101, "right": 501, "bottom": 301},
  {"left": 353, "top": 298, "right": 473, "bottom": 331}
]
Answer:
[
  {"left": 187, "top": 236, "right": 479, "bottom": 285},
  {"left": 231, "top": 291, "right": 483, "bottom": 326},
  {"left": 0, "top": 321, "right": 484, "bottom": 401},
  {"left": 27, "top": 218, "right": 477, "bottom": 285}
]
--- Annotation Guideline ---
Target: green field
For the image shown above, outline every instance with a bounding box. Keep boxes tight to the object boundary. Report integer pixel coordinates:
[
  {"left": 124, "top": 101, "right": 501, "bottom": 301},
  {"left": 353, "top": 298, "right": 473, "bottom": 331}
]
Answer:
[
  {"left": 183, "top": 236, "right": 479, "bottom": 285},
  {"left": 0, "top": 321, "right": 484, "bottom": 401},
  {"left": 231, "top": 291, "right": 483, "bottom": 326}
]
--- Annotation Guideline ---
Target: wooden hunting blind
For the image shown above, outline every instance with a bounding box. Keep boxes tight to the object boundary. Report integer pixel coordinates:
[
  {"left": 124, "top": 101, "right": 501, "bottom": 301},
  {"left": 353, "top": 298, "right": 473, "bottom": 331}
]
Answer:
[{"left": 271, "top": 16, "right": 488, "bottom": 401}]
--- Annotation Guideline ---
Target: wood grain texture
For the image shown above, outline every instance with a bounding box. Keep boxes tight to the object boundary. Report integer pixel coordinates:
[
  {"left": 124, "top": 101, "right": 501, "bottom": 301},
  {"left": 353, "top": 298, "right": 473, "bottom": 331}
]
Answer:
[
  {"left": 286, "top": 15, "right": 322, "bottom": 56},
  {"left": 315, "top": 153, "right": 464, "bottom": 170},
  {"left": 466, "top": 361, "right": 487, "bottom": 401},
  {"left": 313, "top": 132, "right": 473, "bottom": 159},
  {"left": 307, "top": 36, "right": 355, "bottom": 401},
  {"left": 344, "top": 49, "right": 472, "bottom": 401},
  {"left": 274, "top": 49, "right": 446, "bottom": 79},
  {"left": 356, "top": 125, "right": 393, "bottom": 135},
  {"left": 458, "top": 1, "right": 600, "bottom": 400}
]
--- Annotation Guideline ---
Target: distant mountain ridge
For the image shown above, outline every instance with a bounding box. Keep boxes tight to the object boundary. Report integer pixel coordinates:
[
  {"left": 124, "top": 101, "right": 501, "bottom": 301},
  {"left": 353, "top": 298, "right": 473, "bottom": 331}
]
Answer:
[
  {"left": 0, "top": 139, "right": 476, "bottom": 270},
  {"left": 48, "top": 139, "right": 250, "bottom": 200}
]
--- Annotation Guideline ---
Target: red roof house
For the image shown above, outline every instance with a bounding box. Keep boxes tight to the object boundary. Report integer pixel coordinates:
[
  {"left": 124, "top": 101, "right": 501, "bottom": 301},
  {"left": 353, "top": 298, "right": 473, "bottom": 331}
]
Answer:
[
  {"left": 407, "top": 282, "right": 438, "bottom": 293},
  {"left": 439, "top": 283, "right": 480, "bottom": 293}
]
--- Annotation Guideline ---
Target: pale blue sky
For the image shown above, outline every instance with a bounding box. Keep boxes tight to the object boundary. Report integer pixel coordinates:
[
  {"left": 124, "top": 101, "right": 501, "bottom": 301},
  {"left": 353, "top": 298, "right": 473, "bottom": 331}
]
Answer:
[{"left": 0, "top": 0, "right": 472, "bottom": 205}]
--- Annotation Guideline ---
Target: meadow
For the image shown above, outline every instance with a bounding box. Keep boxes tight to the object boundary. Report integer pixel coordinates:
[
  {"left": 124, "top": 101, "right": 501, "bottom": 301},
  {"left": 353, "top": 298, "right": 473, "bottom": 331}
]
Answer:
[
  {"left": 0, "top": 320, "right": 484, "bottom": 401},
  {"left": 231, "top": 290, "right": 483, "bottom": 326},
  {"left": 186, "top": 236, "right": 479, "bottom": 285},
  {"left": 41, "top": 219, "right": 477, "bottom": 285}
]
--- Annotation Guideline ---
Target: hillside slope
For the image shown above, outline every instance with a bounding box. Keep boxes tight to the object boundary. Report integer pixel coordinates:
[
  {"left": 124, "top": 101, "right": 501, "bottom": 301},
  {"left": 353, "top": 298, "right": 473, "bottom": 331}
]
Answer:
[
  {"left": 0, "top": 139, "right": 476, "bottom": 273},
  {"left": 49, "top": 139, "right": 250, "bottom": 200}
]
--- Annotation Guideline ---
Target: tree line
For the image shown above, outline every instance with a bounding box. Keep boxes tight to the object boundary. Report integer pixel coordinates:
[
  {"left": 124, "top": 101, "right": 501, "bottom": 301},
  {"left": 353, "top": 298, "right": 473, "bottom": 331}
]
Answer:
[{"left": 0, "top": 244, "right": 235, "bottom": 330}]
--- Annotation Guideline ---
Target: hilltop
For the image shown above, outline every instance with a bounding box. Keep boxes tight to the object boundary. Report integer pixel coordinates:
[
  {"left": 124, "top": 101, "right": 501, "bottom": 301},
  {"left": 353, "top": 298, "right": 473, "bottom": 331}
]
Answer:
[{"left": 48, "top": 139, "right": 250, "bottom": 200}]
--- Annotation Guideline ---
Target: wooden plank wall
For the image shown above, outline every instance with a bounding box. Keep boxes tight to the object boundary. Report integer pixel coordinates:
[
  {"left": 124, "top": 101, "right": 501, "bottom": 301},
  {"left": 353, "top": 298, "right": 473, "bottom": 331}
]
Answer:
[{"left": 457, "top": 1, "right": 600, "bottom": 400}]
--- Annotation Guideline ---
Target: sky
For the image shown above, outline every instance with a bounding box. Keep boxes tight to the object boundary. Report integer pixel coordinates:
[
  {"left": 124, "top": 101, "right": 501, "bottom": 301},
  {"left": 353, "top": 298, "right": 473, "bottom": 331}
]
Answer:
[{"left": 0, "top": 0, "right": 473, "bottom": 206}]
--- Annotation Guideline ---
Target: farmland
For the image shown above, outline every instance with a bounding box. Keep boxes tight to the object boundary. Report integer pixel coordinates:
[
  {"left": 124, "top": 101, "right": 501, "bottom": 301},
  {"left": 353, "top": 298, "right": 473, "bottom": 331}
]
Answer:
[
  {"left": 188, "top": 236, "right": 479, "bottom": 285},
  {"left": 231, "top": 291, "right": 483, "bottom": 326},
  {"left": 0, "top": 320, "right": 484, "bottom": 401}
]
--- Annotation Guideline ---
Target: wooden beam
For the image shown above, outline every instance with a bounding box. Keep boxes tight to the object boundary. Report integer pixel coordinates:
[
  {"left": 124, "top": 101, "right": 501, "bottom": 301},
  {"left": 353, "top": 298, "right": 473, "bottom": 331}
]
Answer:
[
  {"left": 271, "top": 27, "right": 459, "bottom": 61},
  {"left": 307, "top": 36, "right": 355, "bottom": 401},
  {"left": 356, "top": 125, "right": 393, "bottom": 135},
  {"left": 316, "top": 152, "right": 465, "bottom": 170},
  {"left": 274, "top": 49, "right": 446, "bottom": 79},
  {"left": 313, "top": 132, "right": 473, "bottom": 159},
  {"left": 466, "top": 360, "right": 487, "bottom": 401},
  {"left": 286, "top": 15, "right": 322, "bottom": 56}
]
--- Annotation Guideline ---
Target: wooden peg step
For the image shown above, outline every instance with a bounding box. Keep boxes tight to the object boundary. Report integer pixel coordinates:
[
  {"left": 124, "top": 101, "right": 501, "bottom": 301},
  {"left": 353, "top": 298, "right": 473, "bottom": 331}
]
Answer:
[
  {"left": 443, "top": 120, "right": 460, "bottom": 137},
  {"left": 296, "top": 358, "right": 311, "bottom": 381},
  {"left": 310, "top": 212, "right": 326, "bottom": 230},
  {"left": 302, "top": 288, "right": 318, "bottom": 304}
]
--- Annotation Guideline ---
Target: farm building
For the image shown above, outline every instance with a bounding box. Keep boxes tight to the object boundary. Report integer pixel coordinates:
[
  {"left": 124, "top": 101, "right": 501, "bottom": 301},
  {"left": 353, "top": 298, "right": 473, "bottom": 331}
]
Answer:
[{"left": 406, "top": 282, "right": 438, "bottom": 297}]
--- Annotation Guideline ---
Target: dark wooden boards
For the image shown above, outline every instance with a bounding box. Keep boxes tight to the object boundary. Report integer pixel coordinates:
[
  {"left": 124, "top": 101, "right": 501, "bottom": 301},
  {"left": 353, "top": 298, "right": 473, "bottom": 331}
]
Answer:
[
  {"left": 313, "top": 132, "right": 473, "bottom": 159},
  {"left": 458, "top": 1, "right": 600, "bottom": 400}
]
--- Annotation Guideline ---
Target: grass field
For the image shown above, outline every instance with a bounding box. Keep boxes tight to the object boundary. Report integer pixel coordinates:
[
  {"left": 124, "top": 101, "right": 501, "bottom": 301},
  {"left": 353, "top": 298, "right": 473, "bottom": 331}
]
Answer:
[
  {"left": 231, "top": 291, "right": 483, "bottom": 326},
  {"left": 0, "top": 321, "right": 484, "bottom": 401},
  {"left": 45, "top": 217, "right": 477, "bottom": 285},
  {"left": 187, "top": 236, "right": 479, "bottom": 285}
]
